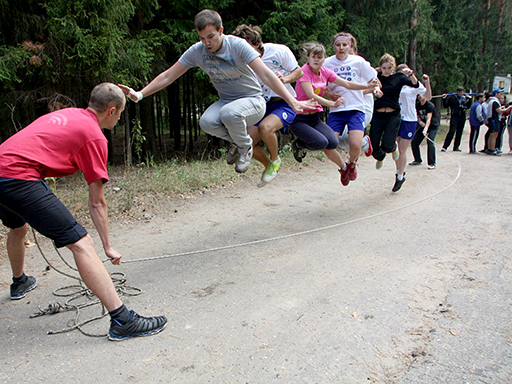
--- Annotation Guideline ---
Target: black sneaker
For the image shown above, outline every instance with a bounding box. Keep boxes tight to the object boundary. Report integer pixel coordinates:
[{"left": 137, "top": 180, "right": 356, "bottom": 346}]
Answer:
[
  {"left": 409, "top": 161, "right": 422, "bottom": 165},
  {"left": 392, "top": 173, "right": 406, "bottom": 192},
  {"left": 292, "top": 140, "right": 307, "bottom": 163},
  {"left": 453, "top": 148, "right": 461, "bottom": 152},
  {"left": 10, "top": 275, "right": 37, "bottom": 300},
  {"left": 109, "top": 310, "right": 167, "bottom": 341}
]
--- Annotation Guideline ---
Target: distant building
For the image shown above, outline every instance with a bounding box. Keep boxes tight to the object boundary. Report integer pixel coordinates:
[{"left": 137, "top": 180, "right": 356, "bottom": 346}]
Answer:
[{"left": 493, "top": 75, "right": 511, "bottom": 93}]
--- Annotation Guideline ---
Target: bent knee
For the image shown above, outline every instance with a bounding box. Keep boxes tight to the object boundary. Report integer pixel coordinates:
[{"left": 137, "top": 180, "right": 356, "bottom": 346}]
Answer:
[
  {"left": 10, "top": 223, "right": 29, "bottom": 238},
  {"left": 66, "top": 234, "right": 95, "bottom": 253}
]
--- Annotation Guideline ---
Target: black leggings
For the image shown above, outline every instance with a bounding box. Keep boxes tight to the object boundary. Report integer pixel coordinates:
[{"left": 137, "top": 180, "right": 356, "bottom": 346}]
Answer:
[
  {"left": 290, "top": 113, "right": 339, "bottom": 150},
  {"left": 369, "top": 111, "right": 401, "bottom": 161}
]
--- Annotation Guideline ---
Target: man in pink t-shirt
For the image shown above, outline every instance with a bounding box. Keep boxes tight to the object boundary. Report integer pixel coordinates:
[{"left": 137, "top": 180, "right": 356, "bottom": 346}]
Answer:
[{"left": 0, "top": 83, "right": 167, "bottom": 341}]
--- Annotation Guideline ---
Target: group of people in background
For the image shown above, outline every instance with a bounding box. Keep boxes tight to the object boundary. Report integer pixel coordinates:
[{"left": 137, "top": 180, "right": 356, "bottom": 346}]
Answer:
[
  {"left": 2, "top": 8, "right": 509, "bottom": 341},
  {"left": 464, "top": 88, "right": 512, "bottom": 156}
]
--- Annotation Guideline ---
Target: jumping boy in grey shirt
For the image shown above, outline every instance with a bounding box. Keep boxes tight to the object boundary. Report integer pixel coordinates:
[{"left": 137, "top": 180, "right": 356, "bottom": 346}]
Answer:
[{"left": 120, "top": 9, "right": 316, "bottom": 173}]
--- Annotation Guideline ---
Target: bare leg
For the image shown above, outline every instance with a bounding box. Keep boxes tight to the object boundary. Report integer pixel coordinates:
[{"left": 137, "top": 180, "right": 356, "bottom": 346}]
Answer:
[
  {"left": 324, "top": 148, "right": 346, "bottom": 169},
  {"left": 248, "top": 126, "right": 268, "bottom": 168},
  {"left": 259, "top": 114, "right": 283, "bottom": 163},
  {"left": 67, "top": 235, "right": 122, "bottom": 312},
  {"left": 348, "top": 130, "right": 364, "bottom": 163},
  {"left": 7, "top": 224, "right": 29, "bottom": 278},
  {"left": 489, "top": 132, "right": 498, "bottom": 151},
  {"left": 395, "top": 137, "right": 410, "bottom": 175}
]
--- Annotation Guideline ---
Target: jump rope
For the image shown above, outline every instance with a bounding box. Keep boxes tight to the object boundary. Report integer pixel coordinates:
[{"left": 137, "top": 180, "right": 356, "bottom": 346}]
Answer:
[{"left": 30, "top": 132, "right": 460, "bottom": 337}]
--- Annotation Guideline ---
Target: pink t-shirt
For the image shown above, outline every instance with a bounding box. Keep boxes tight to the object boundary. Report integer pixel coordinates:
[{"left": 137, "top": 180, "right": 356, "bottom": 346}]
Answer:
[
  {"left": 295, "top": 63, "right": 338, "bottom": 113},
  {"left": 0, "top": 108, "right": 109, "bottom": 184}
]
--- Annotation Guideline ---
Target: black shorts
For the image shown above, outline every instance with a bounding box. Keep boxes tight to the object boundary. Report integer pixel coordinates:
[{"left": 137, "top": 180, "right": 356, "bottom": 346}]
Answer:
[{"left": 0, "top": 178, "right": 87, "bottom": 248}]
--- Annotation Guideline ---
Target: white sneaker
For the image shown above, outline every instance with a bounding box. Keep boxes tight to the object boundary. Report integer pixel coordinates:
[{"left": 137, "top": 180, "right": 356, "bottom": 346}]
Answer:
[
  {"left": 428, "top": 164, "right": 436, "bottom": 170},
  {"left": 235, "top": 146, "right": 253, "bottom": 173}
]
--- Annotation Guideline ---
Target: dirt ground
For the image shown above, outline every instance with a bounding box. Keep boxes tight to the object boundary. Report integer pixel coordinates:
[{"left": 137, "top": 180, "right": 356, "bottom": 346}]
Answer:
[{"left": 1, "top": 128, "right": 511, "bottom": 383}]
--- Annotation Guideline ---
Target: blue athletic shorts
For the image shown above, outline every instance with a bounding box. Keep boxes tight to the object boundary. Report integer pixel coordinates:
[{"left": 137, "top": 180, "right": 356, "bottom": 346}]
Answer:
[
  {"left": 0, "top": 178, "right": 87, "bottom": 248},
  {"left": 255, "top": 100, "right": 296, "bottom": 132},
  {"left": 398, "top": 120, "right": 417, "bottom": 140},
  {"left": 327, "top": 110, "right": 366, "bottom": 134}
]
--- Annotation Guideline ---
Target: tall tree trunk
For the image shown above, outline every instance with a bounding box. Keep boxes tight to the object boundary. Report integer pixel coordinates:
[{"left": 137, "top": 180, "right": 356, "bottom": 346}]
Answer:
[
  {"left": 408, "top": 0, "right": 418, "bottom": 71},
  {"left": 124, "top": 103, "right": 133, "bottom": 166},
  {"left": 187, "top": 72, "right": 194, "bottom": 151},
  {"left": 167, "top": 82, "right": 181, "bottom": 151}
]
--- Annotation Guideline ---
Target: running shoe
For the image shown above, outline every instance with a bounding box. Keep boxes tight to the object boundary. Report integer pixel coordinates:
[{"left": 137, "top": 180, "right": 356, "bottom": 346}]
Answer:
[
  {"left": 10, "top": 275, "right": 37, "bottom": 300},
  {"left": 348, "top": 161, "right": 357, "bottom": 181},
  {"left": 109, "top": 310, "right": 167, "bottom": 341},
  {"left": 363, "top": 136, "right": 373, "bottom": 157},
  {"left": 409, "top": 161, "right": 422, "bottom": 165},
  {"left": 453, "top": 148, "right": 461, "bottom": 152},
  {"left": 261, "top": 157, "right": 281, "bottom": 184},
  {"left": 235, "top": 146, "right": 253, "bottom": 173},
  {"left": 392, "top": 173, "right": 406, "bottom": 192},
  {"left": 441, "top": 148, "right": 447, "bottom": 152},
  {"left": 339, "top": 167, "right": 350, "bottom": 186},
  {"left": 257, "top": 170, "right": 267, "bottom": 188},
  {"left": 428, "top": 164, "right": 436, "bottom": 170},
  {"left": 226, "top": 144, "right": 239, "bottom": 165},
  {"left": 292, "top": 140, "right": 307, "bottom": 163},
  {"left": 486, "top": 150, "right": 501, "bottom": 156},
  {"left": 376, "top": 159, "right": 384, "bottom": 170},
  {"left": 392, "top": 142, "right": 400, "bottom": 161}
]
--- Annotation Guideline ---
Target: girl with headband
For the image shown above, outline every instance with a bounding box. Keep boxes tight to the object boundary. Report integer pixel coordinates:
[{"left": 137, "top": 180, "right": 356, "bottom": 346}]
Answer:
[{"left": 324, "top": 32, "right": 380, "bottom": 183}]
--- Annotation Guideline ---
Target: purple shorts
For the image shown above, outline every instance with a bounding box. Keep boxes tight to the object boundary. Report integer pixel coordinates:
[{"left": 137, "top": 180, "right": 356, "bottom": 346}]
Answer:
[
  {"left": 327, "top": 110, "right": 366, "bottom": 134},
  {"left": 398, "top": 120, "right": 417, "bottom": 140},
  {"left": 255, "top": 100, "right": 296, "bottom": 132}
]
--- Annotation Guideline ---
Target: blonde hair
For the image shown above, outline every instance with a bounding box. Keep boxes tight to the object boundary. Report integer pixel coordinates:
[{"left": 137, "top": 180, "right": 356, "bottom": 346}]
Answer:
[{"left": 379, "top": 53, "right": 396, "bottom": 71}]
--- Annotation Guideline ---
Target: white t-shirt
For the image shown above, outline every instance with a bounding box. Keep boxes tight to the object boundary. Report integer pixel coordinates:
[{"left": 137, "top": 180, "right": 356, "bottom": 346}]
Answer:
[
  {"left": 258, "top": 43, "right": 299, "bottom": 100},
  {"left": 399, "top": 82, "right": 427, "bottom": 121},
  {"left": 323, "top": 54, "right": 377, "bottom": 113},
  {"left": 179, "top": 34, "right": 262, "bottom": 100}
]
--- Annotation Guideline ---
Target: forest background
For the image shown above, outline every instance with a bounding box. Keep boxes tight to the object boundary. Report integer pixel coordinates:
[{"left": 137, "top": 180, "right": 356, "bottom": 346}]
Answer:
[{"left": 1, "top": 0, "right": 511, "bottom": 166}]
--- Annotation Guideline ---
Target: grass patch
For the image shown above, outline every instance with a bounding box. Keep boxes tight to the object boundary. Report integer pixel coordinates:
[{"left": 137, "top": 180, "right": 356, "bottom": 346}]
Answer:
[{"left": 49, "top": 143, "right": 311, "bottom": 225}]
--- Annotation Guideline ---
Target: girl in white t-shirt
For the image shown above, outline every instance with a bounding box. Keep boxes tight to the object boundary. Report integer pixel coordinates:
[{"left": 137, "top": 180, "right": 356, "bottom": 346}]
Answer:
[{"left": 324, "top": 32, "right": 380, "bottom": 183}]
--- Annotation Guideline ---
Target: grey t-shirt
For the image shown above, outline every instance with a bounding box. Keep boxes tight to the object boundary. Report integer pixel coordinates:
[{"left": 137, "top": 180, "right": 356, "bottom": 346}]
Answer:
[{"left": 179, "top": 35, "right": 262, "bottom": 100}]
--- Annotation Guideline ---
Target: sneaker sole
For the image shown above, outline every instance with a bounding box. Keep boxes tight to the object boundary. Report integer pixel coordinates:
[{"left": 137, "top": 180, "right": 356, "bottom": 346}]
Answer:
[
  {"left": 108, "top": 323, "right": 167, "bottom": 341},
  {"left": 10, "top": 281, "right": 37, "bottom": 300}
]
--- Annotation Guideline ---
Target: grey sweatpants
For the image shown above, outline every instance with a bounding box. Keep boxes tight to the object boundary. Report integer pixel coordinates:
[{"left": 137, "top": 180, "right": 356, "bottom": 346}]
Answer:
[{"left": 199, "top": 95, "right": 266, "bottom": 148}]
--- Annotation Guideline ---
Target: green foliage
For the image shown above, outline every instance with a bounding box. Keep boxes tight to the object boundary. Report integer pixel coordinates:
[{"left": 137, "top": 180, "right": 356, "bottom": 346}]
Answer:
[{"left": 1, "top": 0, "right": 512, "bottom": 160}]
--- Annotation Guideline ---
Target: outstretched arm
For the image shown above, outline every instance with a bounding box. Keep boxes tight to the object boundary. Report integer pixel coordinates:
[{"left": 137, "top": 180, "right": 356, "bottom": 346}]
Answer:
[
  {"left": 300, "top": 81, "right": 343, "bottom": 108},
  {"left": 249, "top": 58, "right": 318, "bottom": 113},
  {"left": 275, "top": 66, "right": 303, "bottom": 85},
  {"left": 333, "top": 76, "right": 376, "bottom": 91},
  {"left": 119, "top": 62, "right": 189, "bottom": 102}
]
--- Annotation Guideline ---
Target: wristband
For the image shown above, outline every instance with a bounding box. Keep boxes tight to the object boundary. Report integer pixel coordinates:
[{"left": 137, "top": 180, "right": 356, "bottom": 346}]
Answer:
[{"left": 134, "top": 91, "right": 143, "bottom": 102}]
